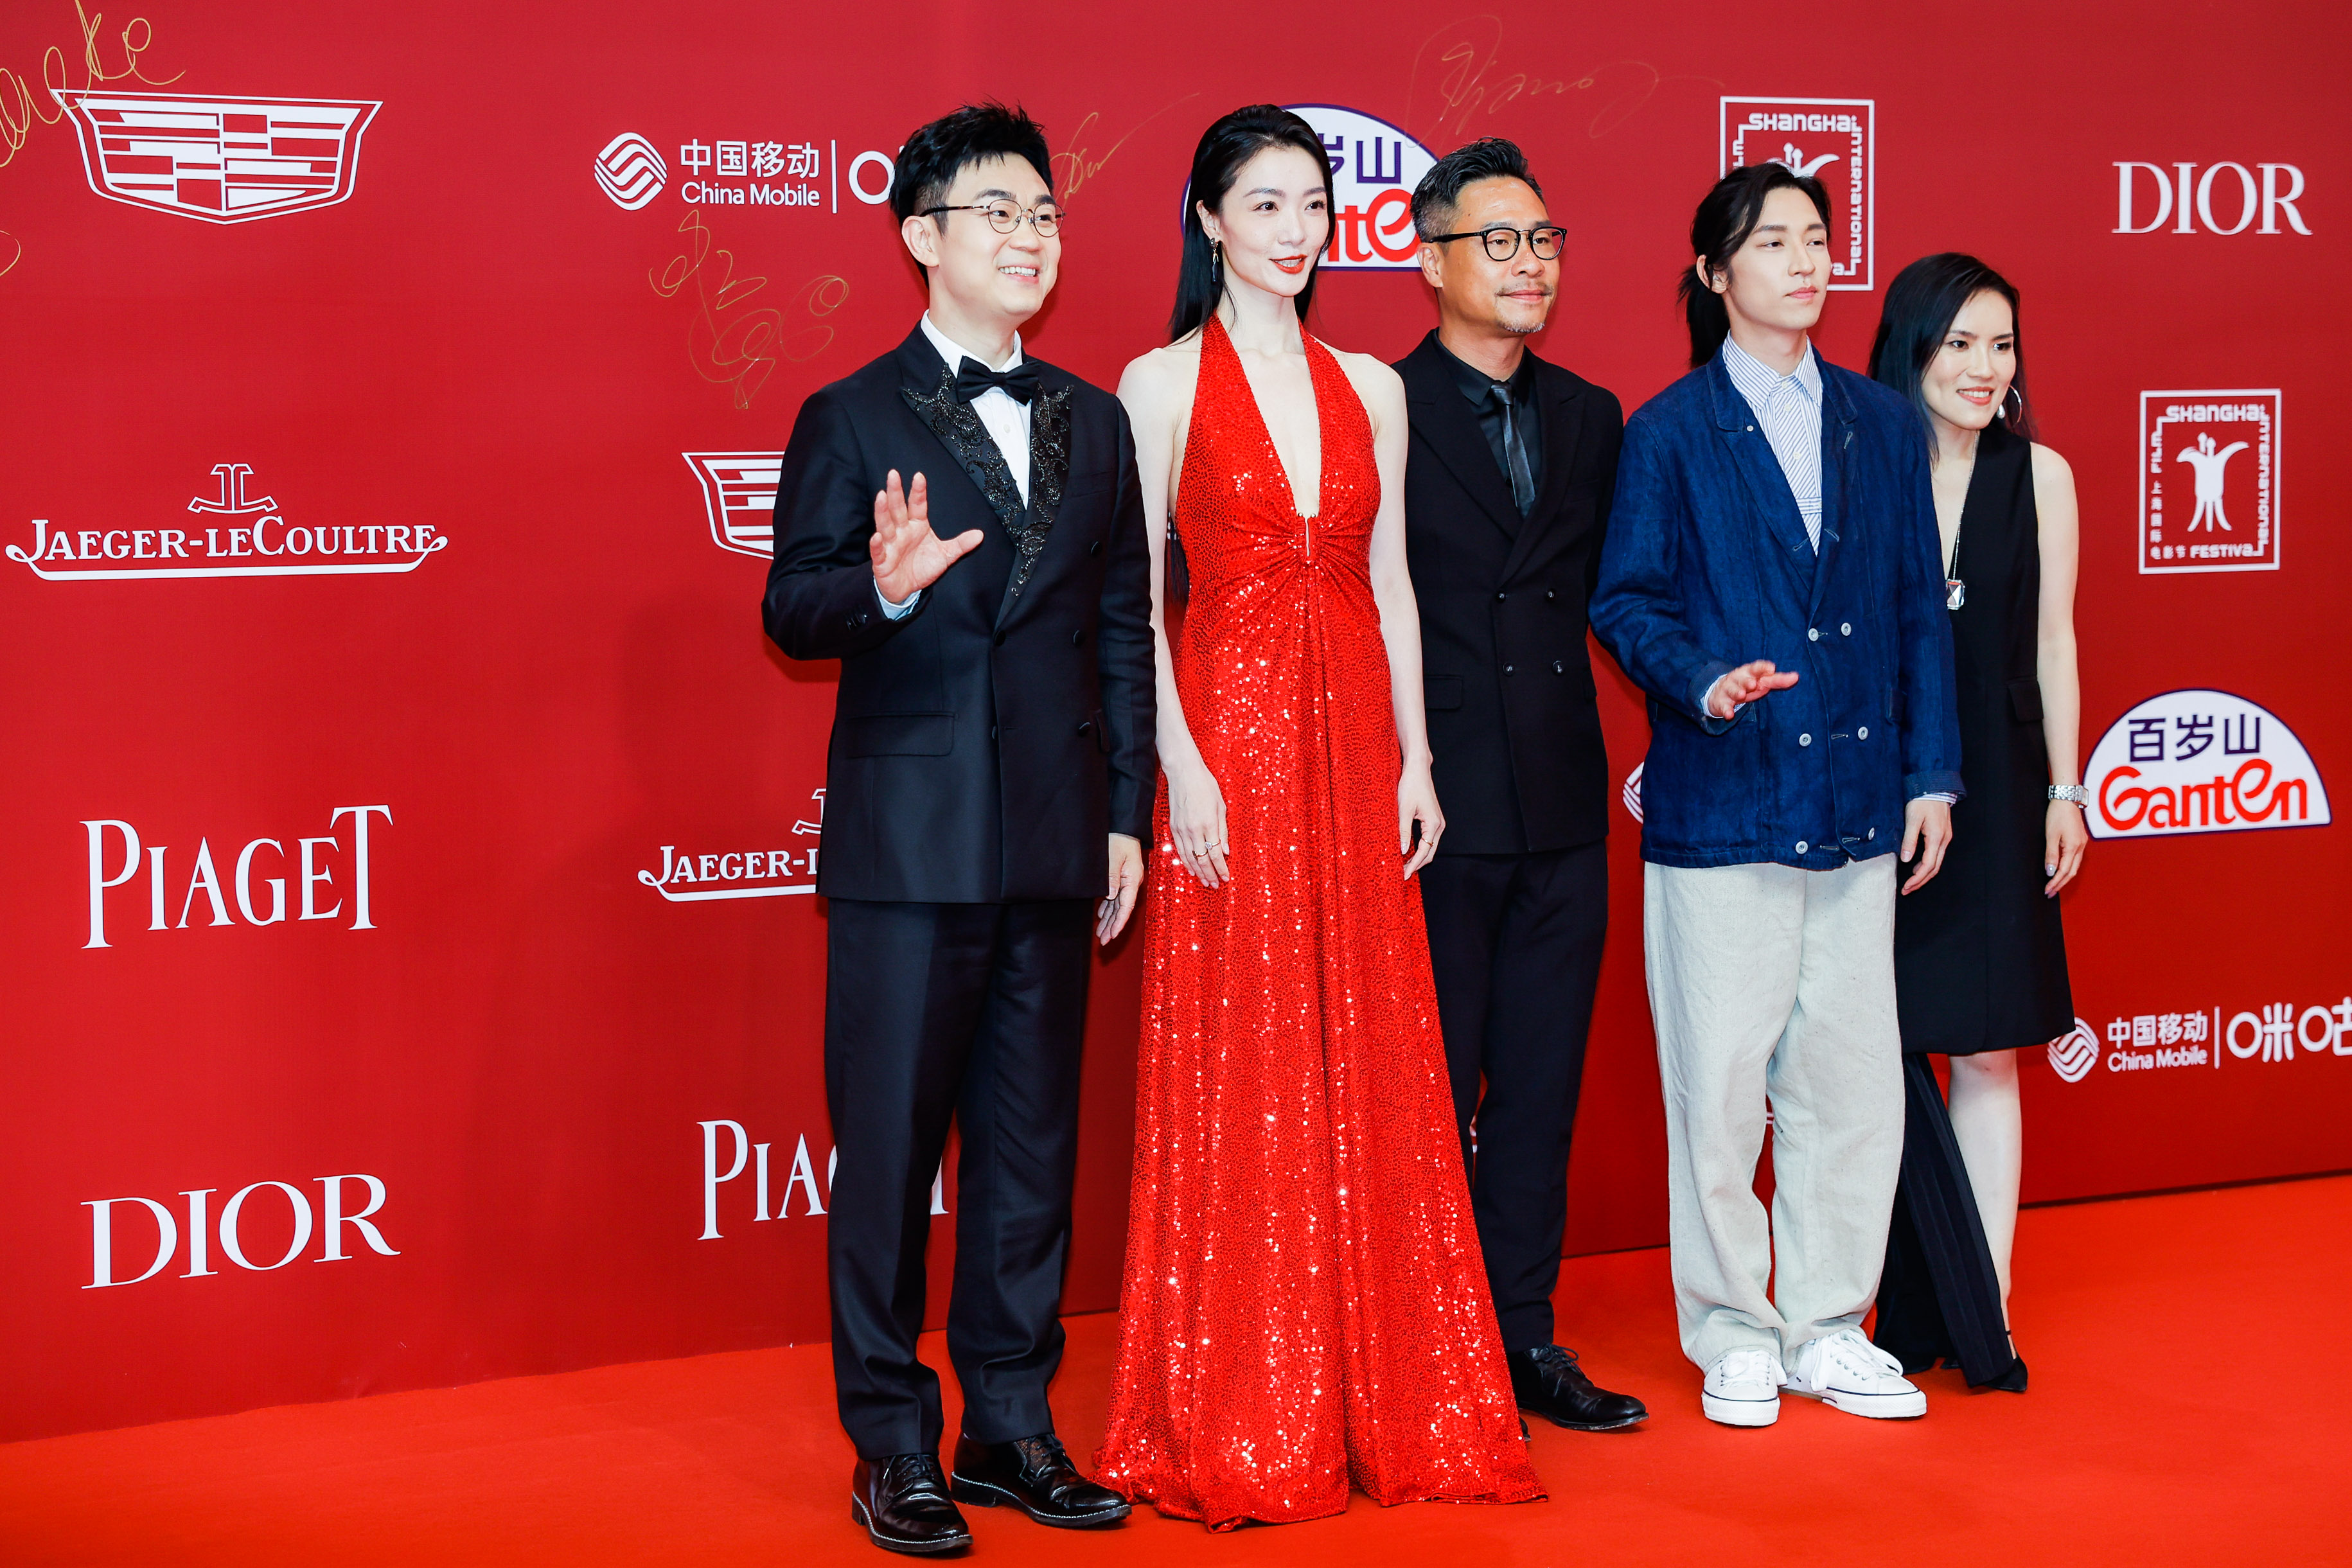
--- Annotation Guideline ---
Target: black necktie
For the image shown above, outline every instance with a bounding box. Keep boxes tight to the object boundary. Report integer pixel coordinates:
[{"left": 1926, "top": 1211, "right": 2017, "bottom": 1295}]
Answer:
[
  {"left": 955, "top": 358, "right": 1041, "bottom": 405},
  {"left": 1491, "top": 382, "right": 1536, "bottom": 515}
]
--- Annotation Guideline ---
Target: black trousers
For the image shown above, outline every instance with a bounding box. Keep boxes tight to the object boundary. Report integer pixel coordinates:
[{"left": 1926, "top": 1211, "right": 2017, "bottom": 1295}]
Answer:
[
  {"left": 823, "top": 897, "right": 1093, "bottom": 1458},
  {"left": 1417, "top": 841, "right": 1607, "bottom": 1353}
]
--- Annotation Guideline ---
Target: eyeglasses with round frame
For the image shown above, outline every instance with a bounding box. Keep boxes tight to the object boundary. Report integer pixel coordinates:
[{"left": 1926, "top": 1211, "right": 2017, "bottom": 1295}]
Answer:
[
  {"left": 1424, "top": 224, "right": 1568, "bottom": 262},
  {"left": 921, "top": 200, "right": 1065, "bottom": 238}
]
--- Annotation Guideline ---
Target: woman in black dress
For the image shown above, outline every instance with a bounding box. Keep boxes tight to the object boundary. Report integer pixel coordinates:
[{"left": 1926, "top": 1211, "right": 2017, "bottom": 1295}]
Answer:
[{"left": 1866, "top": 256, "right": 2086, "bottom": 1391}]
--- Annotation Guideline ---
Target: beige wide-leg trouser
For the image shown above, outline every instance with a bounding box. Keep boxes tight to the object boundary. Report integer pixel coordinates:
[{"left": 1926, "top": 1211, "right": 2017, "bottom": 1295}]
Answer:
[{"left": 1644, "top": 856, "right": 1903, "bottom": 1369}]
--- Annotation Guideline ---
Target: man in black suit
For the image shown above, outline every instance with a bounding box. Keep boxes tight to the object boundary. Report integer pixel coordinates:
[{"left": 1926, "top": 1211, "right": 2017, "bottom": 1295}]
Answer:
[
  {"left": 762, "top": 103, "right": 1153, "bottom": 1554},
  {"left": 1397, "top": 138, "right": 1646, "bottom": 1432}
]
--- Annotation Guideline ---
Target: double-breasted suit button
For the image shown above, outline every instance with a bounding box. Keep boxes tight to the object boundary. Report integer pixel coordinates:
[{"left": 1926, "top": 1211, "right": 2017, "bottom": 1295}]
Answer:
[
  {"left": 1072, "top": 629, "right": 1084, "bottom": 646},
  {"left": 1808, "top": 627, "right": 1820, "bottom": 641},
  {"left": 1076, "top": 720, "right": 1093, "bottom": 738},
  {"left": 1545, "top": 589, "right": 1556, "bottom": 601},
  {"left": 1088, "top": 539, "right": 1102, "bottom": 556},
  {"left": 1552, "top": 660, "right": 1564, "bottom": 674},
  {"left": 1495, "top": 591, "right": 1507, "bottom": 602},
  {"left": 1504, "top": 664, "right": 1516, "bottom": 676},
  {"left": 1799, "top": 733, "right": 1812, "bottom": 746}
]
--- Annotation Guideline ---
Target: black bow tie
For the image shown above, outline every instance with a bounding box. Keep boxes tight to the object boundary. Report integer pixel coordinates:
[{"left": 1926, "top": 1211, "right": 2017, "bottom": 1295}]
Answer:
[{"left": 954, "top": 358, "right": 1041, "bottom": 406}]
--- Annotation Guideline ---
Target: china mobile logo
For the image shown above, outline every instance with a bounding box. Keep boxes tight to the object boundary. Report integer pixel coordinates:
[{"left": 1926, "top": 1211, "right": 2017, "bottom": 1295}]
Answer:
[
  {"left": 2053, "top": 1000, "right": 2352, "bottom": 1080},
  {"left": 699, "top": 1118, "right": 947, "bottom": 1239},
  {"left": 2085, "top": 691, "right": 2326, "bottom": 840},
  {"left": 597, "top": 130, "right": 869, "bottom": 211},
  {"left": 1282, "top": 105, "right": 1436, "bottom": 271},
  {"left": 2112, "top": 162, "right": 2310, "bottom": 236},
  {"left": 11, "top": 463, "right": 450, "bottom": 581},
  {"left": 85, "top": 1174, "right": 396, "bottom": 1288},
  {"left": 639, "top": 791, "right": 822, "bottom": 902},
  {"left": 1721, "top": 98, "right": 1873, "bottom": 290},
  {"left": 684, "top": 451, "right": 784, "bottom": 558},
  {"left": 53, "top": 91, "right": 379, "bottom": 224},
  {"left": 2139, "top": 392, "right": 2280, "bottom": 572},
  {"left": 595, "top": 133, "right": 668, "bottom": 209},
  {"left": 82, "top": 806, "right": 392, "bottom": 949},
  {"left": 2046, "top": 1019, "right": 2100, "bottom": 1082}
]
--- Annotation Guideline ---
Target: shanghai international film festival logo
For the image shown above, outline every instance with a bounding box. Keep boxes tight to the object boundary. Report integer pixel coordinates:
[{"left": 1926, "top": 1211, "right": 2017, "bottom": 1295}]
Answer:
[
  {"left": 10, "top": 462, "right": 449, "bottom": 581},
  {"left": 683, "top": 452, "right": 783, "bottom": 557},
  {"left": 2139, "top": 390, "right": 2281, "bottom": 573},
  {"left": 1282, "top": 106, "right": 1436, "bottom": 272},
  {"left": 52, "top": 90, "right": 380, "bottom": 224},
  {"left": 2085, "top": 689, "right": 2328, "bottom": 840},
  {"left": 1720, "top": 96, "right": 1874, "bottom": 290},
  {"left": 637, "top": 789, "right": 825, "bottom": 903}
]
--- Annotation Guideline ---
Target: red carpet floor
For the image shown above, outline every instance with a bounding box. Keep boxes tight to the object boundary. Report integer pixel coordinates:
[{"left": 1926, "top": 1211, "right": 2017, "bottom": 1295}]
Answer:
[{"left": 3, "top": 1174, "right": 2344, "bottom": 1567}]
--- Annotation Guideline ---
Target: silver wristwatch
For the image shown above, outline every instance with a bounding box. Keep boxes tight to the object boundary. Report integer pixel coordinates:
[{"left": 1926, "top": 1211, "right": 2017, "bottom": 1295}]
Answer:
[{"left": 2049, "top": 784, "right": 2090, "bottom": 806}]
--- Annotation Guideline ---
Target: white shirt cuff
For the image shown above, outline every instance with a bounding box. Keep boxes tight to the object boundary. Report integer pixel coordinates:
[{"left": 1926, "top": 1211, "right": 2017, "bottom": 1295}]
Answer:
[
  {"left": 1914, "top": 791, "right": 1958, "bottom": 805},
  {"left": 876, "top": 583, "right": 921, "bottom": 620}
]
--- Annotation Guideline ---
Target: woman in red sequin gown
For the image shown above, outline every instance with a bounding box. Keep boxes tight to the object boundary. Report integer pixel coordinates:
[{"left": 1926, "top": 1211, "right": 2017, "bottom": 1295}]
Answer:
[{"left": 1094, "top": 107, "right": 1541, "bottom": 1530}]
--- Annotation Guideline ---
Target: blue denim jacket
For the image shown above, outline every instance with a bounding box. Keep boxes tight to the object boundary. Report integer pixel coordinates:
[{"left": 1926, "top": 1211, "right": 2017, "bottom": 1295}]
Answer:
[{"left": 1591, "top": 352, "right": 1963, "bottom": 870}]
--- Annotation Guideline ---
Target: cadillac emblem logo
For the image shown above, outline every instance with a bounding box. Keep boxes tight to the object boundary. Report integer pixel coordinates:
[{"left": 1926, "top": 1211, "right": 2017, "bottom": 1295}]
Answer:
[
  {"left": 684, "top": 452, "right": 784, "bottom": 558},
  {"left": 51, "top": 91, "right": 382, "bottom": 224}
]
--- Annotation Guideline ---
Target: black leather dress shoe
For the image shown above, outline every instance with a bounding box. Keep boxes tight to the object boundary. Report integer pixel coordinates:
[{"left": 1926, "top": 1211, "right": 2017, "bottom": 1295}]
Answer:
[
  {"left": 849, "top": 1452, "right": 971, "bottom": 1555},
  {"left": 1511, "top": 1344, "right": 1649, "bottom": 1431},
  {"left": 951, "top": 1431, "right": 1130, "bottom": 1529}
]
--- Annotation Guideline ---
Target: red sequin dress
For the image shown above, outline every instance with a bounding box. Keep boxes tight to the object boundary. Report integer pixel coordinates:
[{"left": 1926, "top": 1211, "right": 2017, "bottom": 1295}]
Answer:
[{"left": 1096, "top": 319, "right": 1543, "bottom": 1529}]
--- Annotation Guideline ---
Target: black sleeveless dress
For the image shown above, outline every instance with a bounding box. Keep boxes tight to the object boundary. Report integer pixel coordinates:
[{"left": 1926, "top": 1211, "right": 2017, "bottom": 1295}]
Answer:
[{"left": 1875, "top": 419, "right": 2070, "bottom": 1391}]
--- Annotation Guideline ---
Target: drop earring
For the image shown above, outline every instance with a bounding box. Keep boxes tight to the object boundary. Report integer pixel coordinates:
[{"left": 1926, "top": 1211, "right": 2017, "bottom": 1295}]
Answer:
[{"left": 1209, "top": 237, "right": 1221, "bottom": 286}]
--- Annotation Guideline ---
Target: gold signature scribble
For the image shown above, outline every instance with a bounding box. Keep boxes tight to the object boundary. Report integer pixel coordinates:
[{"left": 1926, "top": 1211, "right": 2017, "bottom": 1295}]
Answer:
[
  {"left": 1050, "top": 96, "right": 1198, "bottom": 202},
  {"left": 1404, "top": 15, "right": 1709, "bottom": 144},
  {"left": 0, "top": 1, "right": 181, "bottom": 280},
  {"left": 648, "top": 209, "right": 844, "bottom": 409},
  {"left": 0, "top": 1, "right": 181, "bottom": 172}
]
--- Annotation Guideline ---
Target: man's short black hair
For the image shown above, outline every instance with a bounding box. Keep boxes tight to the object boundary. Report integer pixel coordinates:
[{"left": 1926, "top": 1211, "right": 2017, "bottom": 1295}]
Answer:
[
  {"left": 1411, "top": 137, "right": 1545, "bottom": 240},
  {"left": 889, "top": 101, "right": 1054, "bottom": 227}
]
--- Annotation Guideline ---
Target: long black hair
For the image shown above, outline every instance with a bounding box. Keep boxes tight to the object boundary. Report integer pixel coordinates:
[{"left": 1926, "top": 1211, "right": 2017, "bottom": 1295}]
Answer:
[
  {"left": 1168, "top": 105, "right": 1334, "bottom": 342},
  {"left": 1866, "top": 252, "right": 2035, "bottom": 445},
  {"left": 1677, "top": 163, "right": 1832, "bottom": 367}
]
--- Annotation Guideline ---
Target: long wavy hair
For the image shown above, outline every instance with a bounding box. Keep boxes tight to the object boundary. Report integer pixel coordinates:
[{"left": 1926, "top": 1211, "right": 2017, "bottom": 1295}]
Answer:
[{"left": 1167, "top": 105, "right": 1334, "bottom": 342}]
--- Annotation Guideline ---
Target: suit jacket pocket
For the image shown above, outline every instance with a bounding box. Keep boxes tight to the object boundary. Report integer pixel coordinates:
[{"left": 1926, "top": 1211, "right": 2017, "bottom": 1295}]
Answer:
[
  {"left": 841, "top": 712, "right": 953, "bottom": 757},
  {"left": 2008, "top": 678, "right": 2045, "bottom": 723},
  {"left": 1424, "top": 674, "right": 1464, "bottom": 712}
]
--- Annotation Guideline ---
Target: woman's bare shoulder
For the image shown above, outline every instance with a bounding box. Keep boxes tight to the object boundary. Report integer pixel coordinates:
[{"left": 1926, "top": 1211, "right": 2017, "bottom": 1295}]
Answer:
[{"left": 1119, "top": 339, "right": 1204, "bottom": 405}]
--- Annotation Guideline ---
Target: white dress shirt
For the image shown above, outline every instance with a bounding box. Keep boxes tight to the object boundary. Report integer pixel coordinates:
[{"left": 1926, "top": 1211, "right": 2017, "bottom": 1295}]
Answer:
[{"left": 877, "top": 314, "right": 1032, "bottom": 619}]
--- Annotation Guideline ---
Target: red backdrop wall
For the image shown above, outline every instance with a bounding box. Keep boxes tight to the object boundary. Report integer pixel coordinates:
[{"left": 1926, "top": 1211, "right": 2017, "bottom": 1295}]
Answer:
[{"left": 4, "top": 0, "right": 2344, "bottom": 1443}]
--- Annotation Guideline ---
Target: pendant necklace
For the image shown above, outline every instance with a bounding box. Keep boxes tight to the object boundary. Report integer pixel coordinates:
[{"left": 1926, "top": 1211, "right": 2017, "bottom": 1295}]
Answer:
[{"left": 1944, "top": 507, "right": 1967, "bottom": 611}]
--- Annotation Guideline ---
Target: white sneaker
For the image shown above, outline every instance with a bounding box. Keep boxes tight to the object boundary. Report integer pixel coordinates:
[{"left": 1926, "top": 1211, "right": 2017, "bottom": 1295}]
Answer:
[
  {"left": 1701, "top": 1346, "right": 1785, "bottom": 1427},
  {"left": 1783, "top": 1329, "right": 1927, "bottom": 1419}
]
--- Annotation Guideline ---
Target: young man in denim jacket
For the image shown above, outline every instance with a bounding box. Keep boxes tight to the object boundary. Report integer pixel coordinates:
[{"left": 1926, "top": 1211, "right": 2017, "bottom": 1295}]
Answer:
[{"left": 1591, "top": 164, "right": 1962, "bottom": 1428}]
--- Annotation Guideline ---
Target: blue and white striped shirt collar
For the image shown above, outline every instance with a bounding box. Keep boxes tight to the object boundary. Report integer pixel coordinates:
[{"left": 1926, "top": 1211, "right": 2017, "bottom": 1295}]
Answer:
[{"left": 1719, "top": 334, "right": 1821, "bottom": 409}]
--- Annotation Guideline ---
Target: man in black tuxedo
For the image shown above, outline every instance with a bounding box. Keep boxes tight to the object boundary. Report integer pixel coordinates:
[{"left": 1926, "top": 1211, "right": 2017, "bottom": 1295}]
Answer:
[
  {"left": 1397, "top": 138, "right": 1647, "bottom": 1433},
  {"left": 762, "top": 103, "right": 1153, "bottom": 1554}
]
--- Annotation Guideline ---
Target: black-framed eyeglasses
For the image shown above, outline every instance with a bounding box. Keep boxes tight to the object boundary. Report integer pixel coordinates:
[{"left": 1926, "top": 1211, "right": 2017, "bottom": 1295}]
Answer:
[
  {"left": 921, "top": 200, "right": 1064, "bottom": 237},
  {"left": 1425, "top": 224, "right": 1567, "bottom": 261}
]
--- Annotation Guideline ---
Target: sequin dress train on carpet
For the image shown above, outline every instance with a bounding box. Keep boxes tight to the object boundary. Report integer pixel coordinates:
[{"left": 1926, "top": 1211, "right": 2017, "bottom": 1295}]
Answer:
[{"left": 1095, "top": 319, "right": 1543, "bottom": 1529}]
